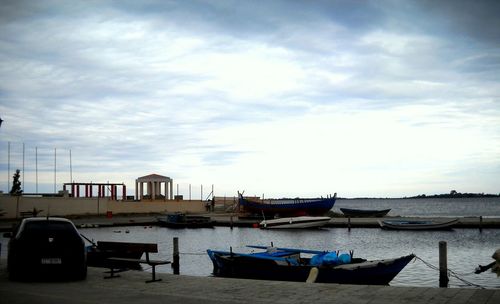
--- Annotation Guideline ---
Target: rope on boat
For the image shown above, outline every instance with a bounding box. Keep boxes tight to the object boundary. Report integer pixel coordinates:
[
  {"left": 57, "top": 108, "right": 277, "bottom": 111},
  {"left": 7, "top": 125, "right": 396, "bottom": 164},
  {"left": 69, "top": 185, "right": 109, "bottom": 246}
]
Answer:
[{"left": 414, "top": 255, "right": 486, "bottom": 289}]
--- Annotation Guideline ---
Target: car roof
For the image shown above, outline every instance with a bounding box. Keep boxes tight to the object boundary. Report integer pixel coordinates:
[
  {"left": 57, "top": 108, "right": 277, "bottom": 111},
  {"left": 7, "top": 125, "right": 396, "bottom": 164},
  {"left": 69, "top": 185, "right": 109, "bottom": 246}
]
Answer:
[{"left": 21, "top": 217, "right": 74, "bottom": 223}]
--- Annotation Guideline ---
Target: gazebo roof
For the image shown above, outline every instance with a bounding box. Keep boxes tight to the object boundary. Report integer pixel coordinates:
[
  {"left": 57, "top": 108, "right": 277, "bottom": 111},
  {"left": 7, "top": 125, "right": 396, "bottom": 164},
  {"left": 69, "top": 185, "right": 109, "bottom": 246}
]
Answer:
[{"left": 136, "top": 174, "right": 172, "bottom": 182}]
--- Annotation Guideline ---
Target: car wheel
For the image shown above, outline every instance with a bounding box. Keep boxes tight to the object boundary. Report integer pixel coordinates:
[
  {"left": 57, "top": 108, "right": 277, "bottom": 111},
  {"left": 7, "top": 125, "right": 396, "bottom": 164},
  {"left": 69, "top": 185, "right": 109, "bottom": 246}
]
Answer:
[{"left": 73, "top": 264, "right": 87, "bottom": 280}]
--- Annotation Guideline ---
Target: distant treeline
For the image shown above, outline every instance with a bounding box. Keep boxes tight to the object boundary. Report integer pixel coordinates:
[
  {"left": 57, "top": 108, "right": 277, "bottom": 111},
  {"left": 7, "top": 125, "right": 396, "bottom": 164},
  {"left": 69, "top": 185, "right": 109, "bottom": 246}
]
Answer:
[
  {"left": 341, "top": 191, "right": 500, "bottom": 200},
  {"left": 407, "top": 192, "right": 500, "bottom": 199}
]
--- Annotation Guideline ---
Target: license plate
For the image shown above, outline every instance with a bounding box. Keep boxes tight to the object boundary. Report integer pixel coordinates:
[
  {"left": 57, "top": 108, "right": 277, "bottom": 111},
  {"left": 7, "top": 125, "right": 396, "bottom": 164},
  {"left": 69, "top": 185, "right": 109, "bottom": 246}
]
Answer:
[{"left": 41, "top": 258, "right": 62, "bottom": 265}]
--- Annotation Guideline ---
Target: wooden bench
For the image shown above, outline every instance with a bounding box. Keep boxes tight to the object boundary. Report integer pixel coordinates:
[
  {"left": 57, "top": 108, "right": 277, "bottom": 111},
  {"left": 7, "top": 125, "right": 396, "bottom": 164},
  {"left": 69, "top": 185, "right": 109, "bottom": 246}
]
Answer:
[{"left": 103, "top": 242, "right": 171, "bottom": 283}]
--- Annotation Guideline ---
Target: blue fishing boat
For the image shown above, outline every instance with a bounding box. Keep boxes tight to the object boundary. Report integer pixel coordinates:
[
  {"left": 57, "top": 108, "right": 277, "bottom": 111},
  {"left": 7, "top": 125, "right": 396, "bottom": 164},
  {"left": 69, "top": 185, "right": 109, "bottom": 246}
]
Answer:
[
  {"left": 238, "top": 193, "right": 336, "bottom": 216},
  {"left": 207, "top": 245, "right": 414, "bottom": 285}
]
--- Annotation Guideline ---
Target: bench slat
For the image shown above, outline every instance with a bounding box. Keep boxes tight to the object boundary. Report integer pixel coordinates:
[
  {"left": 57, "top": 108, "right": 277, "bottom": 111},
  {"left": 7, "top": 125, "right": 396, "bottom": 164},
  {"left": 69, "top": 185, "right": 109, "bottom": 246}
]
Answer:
[
  {"left": 102, "top": 242, "right": 169, "bottom": 283},
  {"left": 108, "top": 257, "right": 171, "bottom": 265}
]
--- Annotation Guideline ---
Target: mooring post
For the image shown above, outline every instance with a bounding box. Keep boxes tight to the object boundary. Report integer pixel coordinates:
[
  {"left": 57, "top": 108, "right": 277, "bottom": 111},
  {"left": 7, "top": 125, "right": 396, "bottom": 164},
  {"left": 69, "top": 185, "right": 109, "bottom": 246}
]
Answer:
[
  {"left": 347, "top": 217, "right": 351, "bottom": 231},
  {"left": 173, "top": 237, "right": 179, "bottom": 275},
  {"left": 439, "top": 241, "right": 448, "bottom": 287},
  {"left": 230, "top": 215, "right": 234, "bottom": 230},
  {"left": 479, "top": 216, "right": 483, "bottom": 233}
]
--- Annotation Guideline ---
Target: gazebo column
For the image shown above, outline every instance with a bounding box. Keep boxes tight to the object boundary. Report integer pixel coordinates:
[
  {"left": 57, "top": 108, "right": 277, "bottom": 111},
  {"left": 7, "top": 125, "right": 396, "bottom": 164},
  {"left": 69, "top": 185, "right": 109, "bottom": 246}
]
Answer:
[
  {"left": 135, "top": 181, "right": 138, "bottom": 200},
  {"left": 152, "top": 182, "right": 156, "bottom": 200},
  {"left": 164, "top": 182, "right": 168, "bottom": 201},
  {"left": 139, "top": 182, "right": 144, "bottom": 200},
  {"left": 155, "top": 182, "right": 160, "bottom": 199},
  {"left": 170, "top": 181, "right": 173, "bottom": 199}
]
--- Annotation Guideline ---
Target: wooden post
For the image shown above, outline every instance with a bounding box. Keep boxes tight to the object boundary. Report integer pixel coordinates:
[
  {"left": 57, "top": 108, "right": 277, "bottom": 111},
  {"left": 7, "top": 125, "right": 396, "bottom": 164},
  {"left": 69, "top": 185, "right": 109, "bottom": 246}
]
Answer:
[
  {"left": 173, "top": 237, "right": 179, "bottom": 275},
  {"left": 439, "top": 241, "right": 448, "bottom": 288},
  {"left": 230, "top": 215, "right": 234, "bottom": 230},
  {"left": 479, "top": 216, "right": 483, "bottom": 233},
  {"left": 347, "top": 217, "right": 351, "bottom": 231}
]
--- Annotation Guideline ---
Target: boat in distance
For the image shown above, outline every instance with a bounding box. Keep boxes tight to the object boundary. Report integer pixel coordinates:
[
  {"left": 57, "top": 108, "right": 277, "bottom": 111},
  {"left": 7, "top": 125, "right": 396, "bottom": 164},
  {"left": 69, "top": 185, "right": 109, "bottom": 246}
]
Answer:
[
  {"left": 340, "top": 208, "right": 391, "bottom": 218},
  {"left": 378, "top": 218, "right": 459, "bottom": 230},
  {"left": 157, "top": 213, "right": 214, "bottom": 228},
  {"left": 238, "top": 192, "right": 337, "bottom": 216},
  {"left": 207, "top": 245, "right": 414, "bottom": 285},
  {"left": 260, "top": 216, "right": 331, "bottom": 229}
]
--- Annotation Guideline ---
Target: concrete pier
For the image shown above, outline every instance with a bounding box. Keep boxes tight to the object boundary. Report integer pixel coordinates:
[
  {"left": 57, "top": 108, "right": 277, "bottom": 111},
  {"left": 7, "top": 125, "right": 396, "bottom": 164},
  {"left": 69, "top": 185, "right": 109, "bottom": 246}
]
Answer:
[{"left": 0, "top": 260, "right": 498, "bottom": 304}]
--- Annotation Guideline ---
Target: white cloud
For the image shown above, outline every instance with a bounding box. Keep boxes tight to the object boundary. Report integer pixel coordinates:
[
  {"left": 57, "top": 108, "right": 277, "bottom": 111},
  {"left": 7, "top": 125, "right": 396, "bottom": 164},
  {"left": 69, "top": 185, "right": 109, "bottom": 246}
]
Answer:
[{"left": 0, "top": 0, "right": 499, "bottom": 197}]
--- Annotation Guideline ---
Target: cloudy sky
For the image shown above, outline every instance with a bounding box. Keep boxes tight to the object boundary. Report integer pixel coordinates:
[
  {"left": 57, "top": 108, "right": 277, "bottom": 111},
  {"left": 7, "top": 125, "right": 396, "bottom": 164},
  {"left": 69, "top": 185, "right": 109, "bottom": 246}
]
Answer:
[{"left": 0, "top": 0, "right": 499, "bottom": 198}]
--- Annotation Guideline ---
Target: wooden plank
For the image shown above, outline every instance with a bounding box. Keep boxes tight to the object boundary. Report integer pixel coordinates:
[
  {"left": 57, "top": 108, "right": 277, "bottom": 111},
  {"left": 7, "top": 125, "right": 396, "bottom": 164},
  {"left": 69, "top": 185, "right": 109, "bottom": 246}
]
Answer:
[
  {"left": 485, "top": 290, "right": 500, "bottom": 304},
  {"left": 466, "top": 289, "right": 494, "bottom": 304},
  {"left": 450, "top": 288, "right": 477, "bottom": 304}
]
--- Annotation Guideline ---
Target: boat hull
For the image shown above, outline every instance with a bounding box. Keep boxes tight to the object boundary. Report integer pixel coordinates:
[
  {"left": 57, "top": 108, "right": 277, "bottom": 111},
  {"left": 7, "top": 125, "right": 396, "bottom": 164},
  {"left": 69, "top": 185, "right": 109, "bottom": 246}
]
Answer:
[
  {"left": 260, "top": 216, "right": 331, "bottom": 229},
  {"left": 340, "top": 208, "right": 391, "bottom": 218},
  {"left": 378, "top": 218, "right": 459, "bottom": 230},
  {"left": 207, "top": 250, "right": 414, "bottom": 285},
  {"left": 157, "top": 213, "right": 214, "bottom": 228},
  {"left": 239, "top": 195, "right": 336, "bottom": 216}
]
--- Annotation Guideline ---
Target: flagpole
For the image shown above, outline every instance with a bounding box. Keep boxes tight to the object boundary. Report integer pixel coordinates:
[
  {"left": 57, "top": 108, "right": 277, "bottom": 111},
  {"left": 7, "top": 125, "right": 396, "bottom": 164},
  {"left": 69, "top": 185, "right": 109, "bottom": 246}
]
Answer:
[
  {"left": 36, "top": 147, "right": 38, "bottom": 194},
  {"left": 54, "top": 148, "right": 57, "bottom": 194},
  {"left": 7, "top": 141, "right": 10, "bottom": 192},
  {"left": 70, "top": 149, "right": 72, "bottom": 183},
  {"left": 22, "top": 143, "right": 25, "bottom": 193}
]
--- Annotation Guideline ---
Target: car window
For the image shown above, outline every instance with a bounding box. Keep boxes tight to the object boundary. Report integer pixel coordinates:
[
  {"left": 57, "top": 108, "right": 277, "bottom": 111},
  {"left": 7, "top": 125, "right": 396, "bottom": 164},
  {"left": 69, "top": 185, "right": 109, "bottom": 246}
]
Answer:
[{"left": 21, "top": 221, "right": 80, "bottom": 241}]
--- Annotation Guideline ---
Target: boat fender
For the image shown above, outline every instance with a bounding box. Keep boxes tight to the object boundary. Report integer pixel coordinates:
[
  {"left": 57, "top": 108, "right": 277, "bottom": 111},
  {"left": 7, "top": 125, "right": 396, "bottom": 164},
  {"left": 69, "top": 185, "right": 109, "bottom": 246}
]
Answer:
[
  {"left": 493, "top": 249, "right": 500, "bottom": 276},
  {"left": 338, "top": 253, "right": 351, "bottom": 264},
  {"left": 322, "top": 252, "right": 339, "bottom": 266},
  {"left": 310, "top": 253, "right": 326, "bottom": 266}
]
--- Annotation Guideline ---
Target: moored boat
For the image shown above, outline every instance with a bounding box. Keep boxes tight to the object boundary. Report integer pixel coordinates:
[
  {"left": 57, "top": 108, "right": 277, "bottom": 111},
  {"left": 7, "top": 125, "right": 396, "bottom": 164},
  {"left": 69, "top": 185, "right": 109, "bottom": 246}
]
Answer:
[
  {"left": 157, "top": 213, "right": 214, "bottom": 228},
  {"left": 260, "top": 216, "right": 331, "bottom": 229},
  {"left": 239, "top": 193, "right": 336, "bottom": 216},
  {"left": 340, "top": 208, "right": 391, "bottom": 218},
  {"left": 207, "top": 245, "right": 414, "bottom": 285},
  {"left": 378, "top": 218, "right": 459, "bottom": 230}
]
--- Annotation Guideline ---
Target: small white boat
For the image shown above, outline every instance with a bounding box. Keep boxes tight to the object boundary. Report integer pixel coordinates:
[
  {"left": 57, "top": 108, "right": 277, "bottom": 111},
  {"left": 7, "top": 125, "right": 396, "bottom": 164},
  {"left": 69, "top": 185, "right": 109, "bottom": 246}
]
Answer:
[
  {"left": 260, "top": 216, "right": 331, "bottom": 229},
  {"left": 378, "top": 218, "right": 459, "bottom": 230}
]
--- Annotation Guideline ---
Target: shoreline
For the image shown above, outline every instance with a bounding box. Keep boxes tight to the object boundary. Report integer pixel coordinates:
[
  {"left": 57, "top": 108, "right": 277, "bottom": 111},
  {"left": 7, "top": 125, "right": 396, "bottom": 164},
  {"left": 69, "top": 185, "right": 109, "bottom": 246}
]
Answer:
[{"left": 2, "top": 213, "right": 500, "bottom": 232}]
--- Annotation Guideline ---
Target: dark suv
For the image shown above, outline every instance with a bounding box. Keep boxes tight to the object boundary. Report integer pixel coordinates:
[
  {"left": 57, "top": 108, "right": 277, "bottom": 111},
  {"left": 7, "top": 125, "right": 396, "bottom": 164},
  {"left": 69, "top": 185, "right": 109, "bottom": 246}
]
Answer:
[{"left": 5, "top": 217, "right": 87, "bottom": 280}]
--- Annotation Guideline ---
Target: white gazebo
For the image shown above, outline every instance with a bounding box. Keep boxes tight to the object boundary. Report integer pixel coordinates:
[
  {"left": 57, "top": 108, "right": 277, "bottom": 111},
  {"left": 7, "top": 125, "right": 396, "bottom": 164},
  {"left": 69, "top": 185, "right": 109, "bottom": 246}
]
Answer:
[{"left": 135, "top": 174, "right": 173, "bottom": 200}]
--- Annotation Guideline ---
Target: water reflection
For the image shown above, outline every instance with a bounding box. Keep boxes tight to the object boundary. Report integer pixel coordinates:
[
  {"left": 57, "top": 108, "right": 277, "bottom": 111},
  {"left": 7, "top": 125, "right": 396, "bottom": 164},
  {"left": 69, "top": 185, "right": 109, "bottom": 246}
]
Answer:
[{"left": 75, "top": 226, "right": 500, "bottom": 289}]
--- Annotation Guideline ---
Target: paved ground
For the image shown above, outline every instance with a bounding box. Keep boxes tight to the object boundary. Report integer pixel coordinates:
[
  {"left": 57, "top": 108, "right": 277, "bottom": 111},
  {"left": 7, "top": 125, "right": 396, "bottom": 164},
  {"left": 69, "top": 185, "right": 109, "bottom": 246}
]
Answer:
[{"left": 0, "top": 259, "right": 498, "bottom": 304}]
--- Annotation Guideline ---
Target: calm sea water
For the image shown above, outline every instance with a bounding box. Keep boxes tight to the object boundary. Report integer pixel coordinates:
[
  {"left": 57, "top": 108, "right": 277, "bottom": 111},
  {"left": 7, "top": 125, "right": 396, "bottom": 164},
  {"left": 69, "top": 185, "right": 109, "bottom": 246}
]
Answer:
[
  {"left": 75, "top": 225, "right": 500, "bottom": 289},
  {"left": 334, "top": 197, "right": 500, "bottom": 218},
  {"left": 1, "top": 197, "right": 499, "bottom": 288}
]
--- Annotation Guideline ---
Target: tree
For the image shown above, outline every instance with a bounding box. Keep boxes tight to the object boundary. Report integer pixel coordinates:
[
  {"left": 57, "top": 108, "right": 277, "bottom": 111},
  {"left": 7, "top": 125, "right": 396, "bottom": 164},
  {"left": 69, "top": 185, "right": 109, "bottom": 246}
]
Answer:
[{"left": 10, "top": 169, "right": 23, "bottom": 196}]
